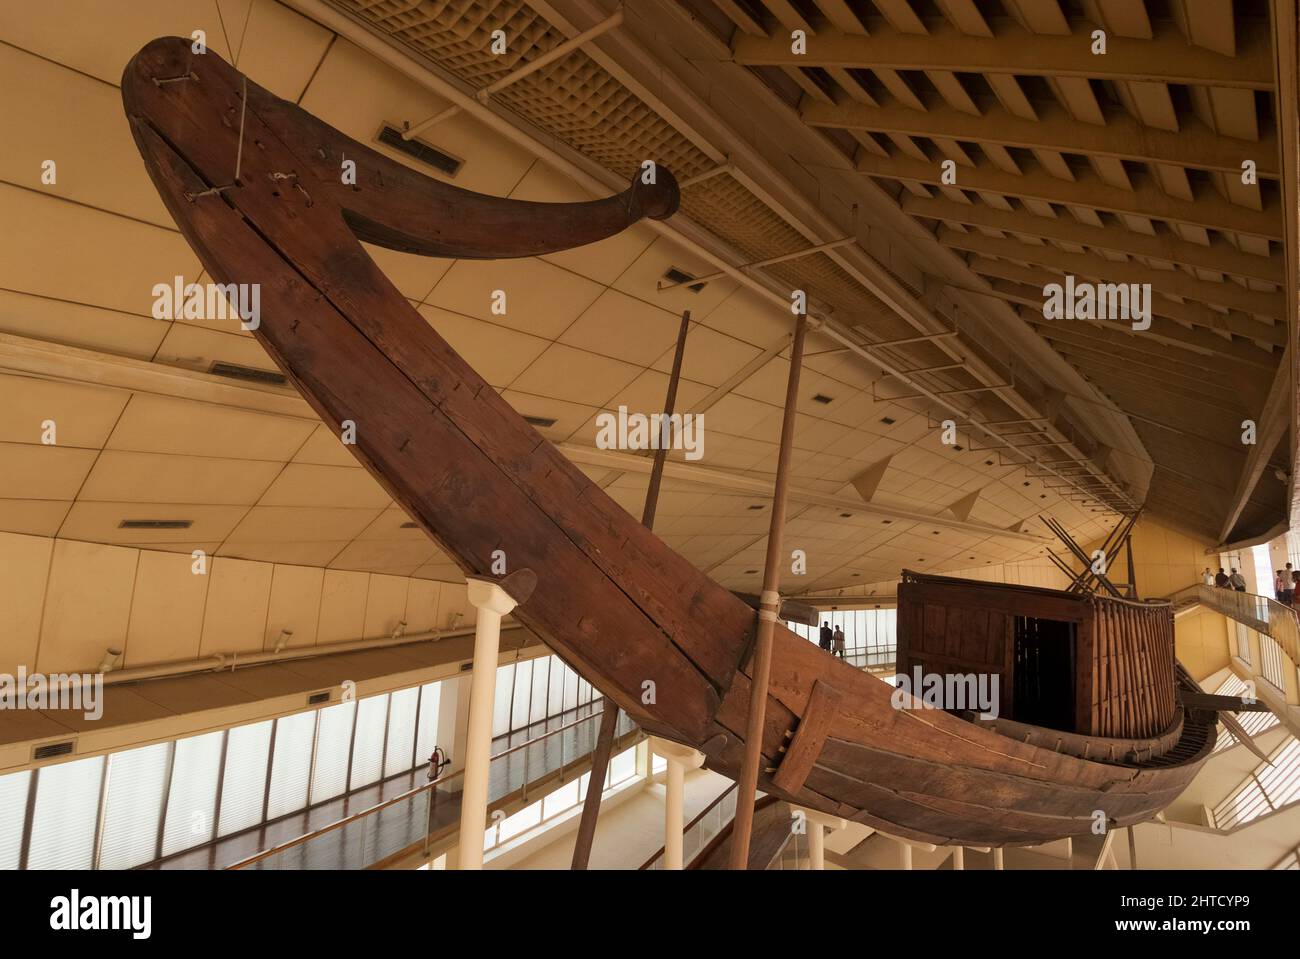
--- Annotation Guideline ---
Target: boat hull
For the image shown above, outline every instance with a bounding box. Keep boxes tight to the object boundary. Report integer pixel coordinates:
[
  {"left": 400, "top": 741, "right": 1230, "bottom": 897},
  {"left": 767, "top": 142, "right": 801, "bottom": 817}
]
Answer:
[{"left": 123, "top": 38, "right": 1214, "bottom": 847}]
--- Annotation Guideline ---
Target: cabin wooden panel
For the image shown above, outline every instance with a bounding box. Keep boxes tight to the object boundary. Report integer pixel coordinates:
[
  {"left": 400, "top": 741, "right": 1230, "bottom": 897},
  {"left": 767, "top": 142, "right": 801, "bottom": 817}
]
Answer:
[{"left": 899, "top": 572, "right": 1174, "bottom": 740}]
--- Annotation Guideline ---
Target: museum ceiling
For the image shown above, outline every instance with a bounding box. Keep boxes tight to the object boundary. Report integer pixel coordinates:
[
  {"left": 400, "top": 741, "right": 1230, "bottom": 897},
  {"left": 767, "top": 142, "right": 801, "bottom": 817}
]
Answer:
[{"left": 0, "top": 0, "right": 1293, "bottom": 598}]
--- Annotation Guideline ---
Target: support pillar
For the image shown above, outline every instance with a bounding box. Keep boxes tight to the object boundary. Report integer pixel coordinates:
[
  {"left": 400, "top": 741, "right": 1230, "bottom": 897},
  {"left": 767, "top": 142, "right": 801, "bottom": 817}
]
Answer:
[
  {"left": 455, "top": 575, "right": 524, "bottom": 870},
  {"left": 650, "top": 737, "right": 703, "bottom": 869},
  {"left": 993, "top": 847, "right": 1004, "bottom": 870},
  {"left": 798, "top": 808, "right": 847, "bottom": 871},
  {"left": 951, "top": 846, "right": 964, "bottom": 870}
]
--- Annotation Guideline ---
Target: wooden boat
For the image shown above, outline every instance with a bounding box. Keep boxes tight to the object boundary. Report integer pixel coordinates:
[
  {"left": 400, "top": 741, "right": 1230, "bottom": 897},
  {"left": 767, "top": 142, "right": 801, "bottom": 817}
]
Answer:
[{"left": 122, "top": 38, "right": 1221, "bottom": 848}]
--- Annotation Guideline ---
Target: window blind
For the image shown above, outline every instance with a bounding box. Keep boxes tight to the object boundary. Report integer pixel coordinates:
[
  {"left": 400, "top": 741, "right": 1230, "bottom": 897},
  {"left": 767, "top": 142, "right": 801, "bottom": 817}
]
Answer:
[
  {"left": 218, "top": 721, "right": 272, "bottom": 838},
  {"left": 99, "top": 742, "right": 170, "bottom": 869}
]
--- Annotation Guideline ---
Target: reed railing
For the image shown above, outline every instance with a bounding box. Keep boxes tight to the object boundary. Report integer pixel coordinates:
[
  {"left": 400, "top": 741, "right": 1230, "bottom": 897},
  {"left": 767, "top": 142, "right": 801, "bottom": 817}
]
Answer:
[
  {"left": 1166, "top": 584, "right": 1300, "bottom": 667},
  {"left": 228, "top": 706, "right": 637, "bottom": 869}
]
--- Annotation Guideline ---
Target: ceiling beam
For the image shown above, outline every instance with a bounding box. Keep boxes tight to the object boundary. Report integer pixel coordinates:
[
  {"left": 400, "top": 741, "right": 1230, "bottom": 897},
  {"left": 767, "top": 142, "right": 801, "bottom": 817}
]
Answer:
[
  {"left": 1218, "top": 356, "right": 1291, "bottom": 541},
  {"left": 731, "top": 19, "right": 1274, "bottom": 89},
  {"left": 1049, "top": 348, "right": 1251, "bottom": 415},
  {"left": 1032, "top": 330, "right": 1244, "bottom": 392},
  {"left": 945, "top": 233, "right": 1285, "bottom": 318},
  {"left": 1025, "top": 319, "right": 1252, "bottom": 381},
  {"left": 857, "top": 151, "right": 1283, "bottom": 240},
  {"left": 982, "top": 276, "right": 1278, "bottom": 365},
  {"left": 969, "top": 259, "right": 1284, "bottom": 355},
  {"left": 902, "top": 195, "right": 1283, "bottom": 283},
  {"left": 803, "top": 97, "right": 1278, "bottom": 177}
]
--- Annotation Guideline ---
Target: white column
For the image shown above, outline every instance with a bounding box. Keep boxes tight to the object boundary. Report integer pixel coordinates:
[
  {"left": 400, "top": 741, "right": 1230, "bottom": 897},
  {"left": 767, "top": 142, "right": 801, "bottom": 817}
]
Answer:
[
  {"left": 649, "top": 737, "right": 703, "bottom": 870},
  {"left": 455, "top": 578, "right": 519, "bottom": 870},
  {"left": 899, "top": 843, "right": 913, "bottom": 870},
  {"left": 798, "top": 808, "right": 847, "bottom": 871},
  {"left": 993, "top": 847, "right": 1004, "bottom": 870},
  {"left": 951, "top": 846, "right": 965, "bottom": 870}
]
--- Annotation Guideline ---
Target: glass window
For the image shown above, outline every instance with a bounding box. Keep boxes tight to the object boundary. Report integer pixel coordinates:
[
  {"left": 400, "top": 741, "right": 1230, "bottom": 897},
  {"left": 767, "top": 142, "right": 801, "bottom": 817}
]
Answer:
[
  {"left": 491, "top": 664, "right": 515, "bottom": 739},
  {"left": 350, "top": 694, "right": 388, "bottom": 789},
  {"left": 498, "top": 799, "right": 542, "bottom": 843},
  {"left": 542, "top": 779, "right": 579, "bottom": 819},
  {"left": 99, "top": 742, "right": 170, "bottom": 869},
  {"left": 562, "top": 663, "right": 579, "bottom": 712},
  {"left": 385, "top": 687, "right": 419, "bottom": 778},
  {"left": 0, "top": 770, "right": 30, "bottom": 870},
  {"left": 27, "top": 756, "right": 105, "bottom": 869},
  {"left": 218, "top": 721, "right": 272, "bottom": 838},
  {"left": 610, "top": 745, "right": 636, "bottom": 786},
  {"left": 162, "top": 732, "right": 222, "bottom": 857},
  {"left": 266, "top": 711, "right": 315, "bottom": 819},
  {"left": 529, "top": 658, "right": 550, "bottom": 725},
  {"left": 546, "top": 656, "right": 565, "bottom": 716},
  {"left": 511, "top": 660, "right": 533, "bottom": 732},
  {"left": 310, "top": 701, "right": 356, "bottom": 804},
  {"left": 415, "top": 682, "right": 442, "bottom": 768}
]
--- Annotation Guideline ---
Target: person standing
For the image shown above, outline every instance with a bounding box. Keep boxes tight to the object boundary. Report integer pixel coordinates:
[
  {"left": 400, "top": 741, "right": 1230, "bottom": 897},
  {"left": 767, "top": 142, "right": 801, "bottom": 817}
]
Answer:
[
  {"left": 1202, "top": 567, "right": 1214, "bottom": 587},
  {"left": 1215, "top": 568, "right": 1230, "bottom": 589},
  {"left": 1275, "top": 570, "right": 1286, "bottom": 601},
  {"left": 819, "top": 620, "right": 833, "bottom": 653},
  {"left": 1285, "top": 564, "right": 1296, "bottom": 606},
  {"left": 832, "top": 625, "right": 846, "bottom": 659},
  {"left": 1229, "top": 568, "right": 1246, "bottom": 592}
]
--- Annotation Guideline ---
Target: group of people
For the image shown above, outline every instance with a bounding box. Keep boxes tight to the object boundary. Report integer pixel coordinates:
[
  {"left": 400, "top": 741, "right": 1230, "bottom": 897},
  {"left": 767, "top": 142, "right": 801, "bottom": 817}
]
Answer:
[
  {"left": 1202, "top": 562, "right": 1300, "bottom": 605},
  {"left": 819, "top": 621, "right": 846, "bottom": 658},
  {"left": 1206, "top": 567, "right": 1247, "bottom": 591}
]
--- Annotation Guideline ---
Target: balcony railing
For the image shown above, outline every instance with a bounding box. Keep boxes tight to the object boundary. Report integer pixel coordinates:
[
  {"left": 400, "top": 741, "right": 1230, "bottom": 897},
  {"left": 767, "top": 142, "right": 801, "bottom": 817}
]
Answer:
[
  {"left": 1167, "top": 584, "right": 1300, "bottom": 666},
  {"left": 228, "top": 706, "right": 638, "bottom": 869},
  {"left": 639, "top": 782, "right": 739, "bottom": 870}
]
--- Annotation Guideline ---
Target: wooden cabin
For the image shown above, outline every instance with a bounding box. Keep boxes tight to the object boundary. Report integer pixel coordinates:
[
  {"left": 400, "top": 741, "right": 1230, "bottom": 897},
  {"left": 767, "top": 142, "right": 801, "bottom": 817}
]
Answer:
[{"left": 897, "top": 572, "right": 1177, "bottom": 740}]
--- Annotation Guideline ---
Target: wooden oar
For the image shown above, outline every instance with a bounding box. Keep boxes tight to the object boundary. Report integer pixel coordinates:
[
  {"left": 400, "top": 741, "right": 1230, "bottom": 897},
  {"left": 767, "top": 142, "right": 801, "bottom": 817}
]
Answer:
[{"left": 570, "top": 310, "right": 692, "bottom": 869}]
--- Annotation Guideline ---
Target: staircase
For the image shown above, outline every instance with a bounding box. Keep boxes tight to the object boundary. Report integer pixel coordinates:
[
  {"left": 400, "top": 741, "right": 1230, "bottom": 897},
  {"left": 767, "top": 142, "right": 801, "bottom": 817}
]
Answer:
[{"left": 1165, "top": 583, "right": 1300, "bottom": 666}]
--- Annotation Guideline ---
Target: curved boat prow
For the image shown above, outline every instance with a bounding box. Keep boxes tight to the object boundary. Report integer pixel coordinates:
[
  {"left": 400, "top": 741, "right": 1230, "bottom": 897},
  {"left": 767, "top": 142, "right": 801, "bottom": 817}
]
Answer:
[{"left": 123, "top": 38, "right": 1214, "bottom": 847}]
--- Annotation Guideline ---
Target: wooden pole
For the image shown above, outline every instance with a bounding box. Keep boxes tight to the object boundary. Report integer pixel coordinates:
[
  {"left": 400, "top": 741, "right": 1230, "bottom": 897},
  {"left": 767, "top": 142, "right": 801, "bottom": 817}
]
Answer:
[
  {"left": 729, "top": 313, "right": 808, "bottom": 870},
  {"left": 570, "top": 311, "right": 692, "bottom": 869}
]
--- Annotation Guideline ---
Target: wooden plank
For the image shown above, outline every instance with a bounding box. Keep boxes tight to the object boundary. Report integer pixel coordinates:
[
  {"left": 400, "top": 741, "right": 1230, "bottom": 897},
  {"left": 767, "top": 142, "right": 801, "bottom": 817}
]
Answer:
[{"left": 771, "top": 680, "right": 845, "bottom": 794}]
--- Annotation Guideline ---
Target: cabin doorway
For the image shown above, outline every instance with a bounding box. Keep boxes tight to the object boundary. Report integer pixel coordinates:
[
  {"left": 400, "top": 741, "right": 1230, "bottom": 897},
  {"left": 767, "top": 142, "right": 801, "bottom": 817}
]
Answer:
[{"left": 1011, "top": 616, "right": 1076, "bottom": 732}]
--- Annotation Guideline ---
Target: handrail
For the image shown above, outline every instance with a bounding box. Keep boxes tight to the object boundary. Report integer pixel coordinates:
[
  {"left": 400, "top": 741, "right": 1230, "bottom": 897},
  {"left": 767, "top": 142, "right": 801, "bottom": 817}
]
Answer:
[
  {"left": 227, "top": 705, "right": 614, "bottom": 869},
  {"left": 1166, "top": 583, "right": 1300, "bottom": 667},
  {"left": 688, "top": 794, "right": 780, "bottom": 870},
  {"left": 638, "top": 782, "right": 738, "bottom": 870}
]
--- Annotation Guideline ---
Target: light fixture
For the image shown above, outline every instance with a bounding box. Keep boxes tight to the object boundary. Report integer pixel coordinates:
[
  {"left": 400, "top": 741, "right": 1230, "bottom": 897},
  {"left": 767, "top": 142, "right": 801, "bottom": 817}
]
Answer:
[
  {"left": 391, "top": 620, "right": 408, "bottom": 640},
  {"left": 274, "top": 629, "right": 294, "bottom": 653},
  {"left": 449, "top": 611, "right": 465, "bottom": 630},
  {"left": 98, "top": 647, "right": 122, "bottom": 673}
]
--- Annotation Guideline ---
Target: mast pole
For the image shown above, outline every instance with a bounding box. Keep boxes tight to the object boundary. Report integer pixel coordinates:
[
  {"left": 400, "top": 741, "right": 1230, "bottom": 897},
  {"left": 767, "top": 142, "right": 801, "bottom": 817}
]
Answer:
[
  {"left": 729, "top": 312, "right": 808, "bottom": 869},
  {"left": 570, "top": 310, "right": 692, "bottom": 869}
]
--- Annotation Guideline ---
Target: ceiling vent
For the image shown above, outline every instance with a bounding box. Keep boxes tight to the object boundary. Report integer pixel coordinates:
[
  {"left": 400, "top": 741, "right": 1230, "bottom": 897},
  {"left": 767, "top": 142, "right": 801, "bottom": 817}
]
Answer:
[
  {"left": 377, "top": 124, "right": 464, "bottom": 177},
  {"left": 209, "top": 361, "right": 288, "bottom": 386},
  {"left": 812, "top": 393, "right": 834, "bottom": 404},
  {"left": 662, "top": 267, "right": 706, "bottom": 292},
  {"left": 879, "top": 416, "right": 896, "bottom": 425},
  {"left": 33, "top": 741, "right": 74, "bottom": 761},
  {"left": 307, "top": 691, "right": 331, "bottom": 705},
  {"left": 459, "top": 661, "right": 474, "bottom": 672},
  {"left": 523, "top": 414, "right": 557, "bottom": 428},
  {"left": 118, "top": 519, "right": 193, "bottom": 530},
  {"left": 400, "top": 521, "right": 419, "bottom": 529}
]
